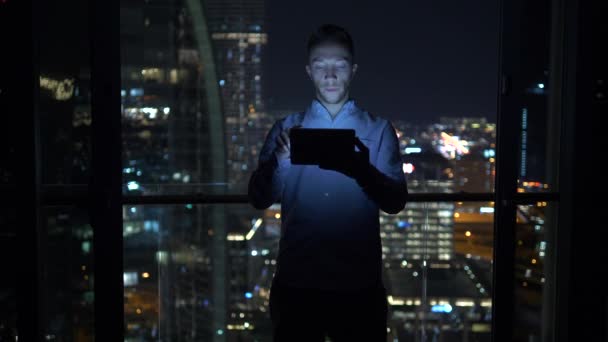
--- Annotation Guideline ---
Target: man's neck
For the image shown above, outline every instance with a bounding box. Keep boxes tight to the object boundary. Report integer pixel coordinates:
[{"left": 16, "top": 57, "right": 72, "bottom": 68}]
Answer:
[{"left": 316, "top": 96, "right": 349, "bottom": 119}]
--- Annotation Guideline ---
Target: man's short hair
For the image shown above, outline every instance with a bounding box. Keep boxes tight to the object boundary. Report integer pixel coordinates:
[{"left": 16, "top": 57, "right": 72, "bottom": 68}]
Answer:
[{"left": 306, "top": 24, "right": 355, "bottom": 63}]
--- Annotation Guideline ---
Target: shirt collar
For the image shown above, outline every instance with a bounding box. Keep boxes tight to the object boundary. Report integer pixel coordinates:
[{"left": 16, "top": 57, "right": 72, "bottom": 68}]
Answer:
[{"left": 308, "top": 98, "right": 359, "bottom": 122}]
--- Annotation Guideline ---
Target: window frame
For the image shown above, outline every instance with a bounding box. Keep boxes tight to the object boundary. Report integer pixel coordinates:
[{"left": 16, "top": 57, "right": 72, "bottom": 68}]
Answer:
[{"left": 11, "top": 0, "right": 578, "bottom": 340}]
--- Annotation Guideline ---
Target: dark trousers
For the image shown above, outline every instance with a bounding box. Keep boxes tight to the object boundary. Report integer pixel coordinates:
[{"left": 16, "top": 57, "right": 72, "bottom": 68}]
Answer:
[{"left": 269, "top": 278, "right": 388, "bottom": 342}]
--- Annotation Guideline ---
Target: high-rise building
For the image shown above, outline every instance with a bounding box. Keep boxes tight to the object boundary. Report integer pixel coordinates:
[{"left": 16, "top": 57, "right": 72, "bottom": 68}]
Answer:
[
  {"left": 383, "top": 119, "right": 493, "bottom": 341},
  {"left": 203, "top": 0, "right": 268, "bottom": 193},
  {"left": 381, "top": 180, "right": 456, "bottom": 264},
  {"left": 121, "top": 1, "right": 227, "bottom": 340}
]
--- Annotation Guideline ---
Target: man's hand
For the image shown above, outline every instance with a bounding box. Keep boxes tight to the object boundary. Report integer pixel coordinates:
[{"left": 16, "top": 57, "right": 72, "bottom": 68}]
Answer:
[
  {"left": 274, "top": 125, "right": 301, "bottom": 162},
  {"left": 319, "top": 137, "right": 372, "bottom": 184}
]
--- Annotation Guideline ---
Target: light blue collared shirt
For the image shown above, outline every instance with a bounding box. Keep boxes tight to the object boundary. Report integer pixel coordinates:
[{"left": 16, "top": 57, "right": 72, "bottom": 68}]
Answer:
[{"left": 248, "top": 99, "right": 407, "bottom": 290}]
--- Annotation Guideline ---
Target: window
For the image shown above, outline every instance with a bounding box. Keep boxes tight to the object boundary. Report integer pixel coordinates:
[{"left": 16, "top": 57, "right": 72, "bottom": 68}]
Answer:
[{"left": 2, "top": 0, "right": 581, "bottom": 340}]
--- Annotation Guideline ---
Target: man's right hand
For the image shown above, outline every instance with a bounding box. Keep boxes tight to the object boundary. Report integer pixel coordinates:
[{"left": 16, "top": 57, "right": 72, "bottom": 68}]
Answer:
[{"left": 274, "top": 125, "right": 301, "bottom": 161}]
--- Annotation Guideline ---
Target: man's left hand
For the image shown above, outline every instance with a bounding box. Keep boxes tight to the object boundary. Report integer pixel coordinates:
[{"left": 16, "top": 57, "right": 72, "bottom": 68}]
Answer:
[{"left": 319, "top": 137, "right": 372, "bottom": 184}]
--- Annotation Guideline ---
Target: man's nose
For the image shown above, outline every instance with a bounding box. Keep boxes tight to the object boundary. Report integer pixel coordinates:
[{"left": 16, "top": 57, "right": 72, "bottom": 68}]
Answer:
[{"left": 324, "top": 68, "right": 337, "bottom": 79}]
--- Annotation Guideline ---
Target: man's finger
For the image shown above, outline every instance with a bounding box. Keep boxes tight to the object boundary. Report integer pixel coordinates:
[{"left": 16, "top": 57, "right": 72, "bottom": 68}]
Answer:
[
  {"left": 354, "top": 137, "right": 368, "bottom": 153},
  {"left": 279, "top": 133, "right": 289, "bottom": 149},
  {"left": 288, "top": 124, "right": 302, "bottom": 133}
]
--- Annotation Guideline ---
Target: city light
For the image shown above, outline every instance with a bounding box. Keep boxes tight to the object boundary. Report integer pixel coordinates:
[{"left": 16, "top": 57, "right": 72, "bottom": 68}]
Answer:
[
  {"left": 142, "top": 272, "right": 150, "bottom": 279},
  {"left": 397, "top": 220, "right": 410, "bottom": 228},
  {"left": 439, "top": 132, "right": 470, "bottom": 159},
  {"left": 227, "top": 234, "right": 245, "bottom": 241},
  {"left": 129, "top": 88, "right": 143, "bottom": 97},
  {"left": 455, "top": 300, "right": 475, "bottom": 307},
  {"left": 127, "top": 181, "right": 140, "bottom": 191},
  {"left": 123, "top": 272, "right": 138, "bottom": 287},
  {"left": 431, "top": 303, "right": 453, "bottom": 313},
  {"left": 211, "top": 32, "right": 268, "bottom": 44},
  {"left": 483, "top": 149, "right": 496, "bottom": 158},
  {"left": 404, "top": 147, "right": 422, "bottom": 154},
  {"left": 402, "top": 163, "right": 415, "bottom": 174},
  {"left": 39, "top": 76, "right": 75, "bottom": 100},
  {"left": 387, "top": 296, "right": 404, "bottom": 305},
  {"left": 141, "top": 107, "right": 158, "bottom": 116},
  {"left": 246, "top": 218, "right": 263, "bottom": 240},
  {"left": 465, "top": 231, "right": 472, "bottom": 237}
]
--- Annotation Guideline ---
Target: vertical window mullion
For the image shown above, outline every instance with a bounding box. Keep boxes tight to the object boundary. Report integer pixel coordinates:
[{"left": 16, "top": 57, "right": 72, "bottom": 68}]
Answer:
[
  {"left": 90, "top": 0, "right": 123, "bottom": 339},
  {"left": 14, "top": 0, "right": 44, "bottom": 339},
  {"left": 492, "top": 0, "right": 523, "bottom": 339}
]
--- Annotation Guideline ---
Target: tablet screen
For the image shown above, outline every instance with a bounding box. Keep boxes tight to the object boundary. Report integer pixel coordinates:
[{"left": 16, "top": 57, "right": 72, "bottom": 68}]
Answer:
[{"left": 289, "top": 128, "right": 356, "bottom": 165}]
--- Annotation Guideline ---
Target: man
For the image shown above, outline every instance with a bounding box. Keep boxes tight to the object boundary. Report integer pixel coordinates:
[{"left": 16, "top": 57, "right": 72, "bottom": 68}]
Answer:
[{"left": 248, "top": 24, "right": 408, "bottom": 341}]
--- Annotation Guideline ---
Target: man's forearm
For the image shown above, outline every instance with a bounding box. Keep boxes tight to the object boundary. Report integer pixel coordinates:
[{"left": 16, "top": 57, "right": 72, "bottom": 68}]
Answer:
[
  {"left": 248, "top": 154, "right": 289, "bottom": 210},
  {"left": 357, "top": 165, "right": 408, "bottom": 214}
]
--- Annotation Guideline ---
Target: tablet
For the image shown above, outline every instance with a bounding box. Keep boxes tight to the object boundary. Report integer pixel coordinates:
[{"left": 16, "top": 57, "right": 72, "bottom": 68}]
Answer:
[{"left": 289, "top": 128, "right": 356, "bottom": 165}]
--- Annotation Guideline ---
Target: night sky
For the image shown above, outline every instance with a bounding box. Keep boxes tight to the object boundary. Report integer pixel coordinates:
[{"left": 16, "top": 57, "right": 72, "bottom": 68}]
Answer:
[{"left": 265, "top": 0, "right": 500, "bottom": 123}]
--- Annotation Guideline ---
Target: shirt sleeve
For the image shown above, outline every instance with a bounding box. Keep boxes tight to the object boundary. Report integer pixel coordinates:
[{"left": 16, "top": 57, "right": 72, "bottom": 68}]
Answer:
[
  {"left": 247, "top": 119, "right": 291, "bottom": 209},
  {"left": 376, "top": 121, "right": 407, "bottom": 184},
  {"left": 360, "top": 121, "right": 408, "bottom": 214}
]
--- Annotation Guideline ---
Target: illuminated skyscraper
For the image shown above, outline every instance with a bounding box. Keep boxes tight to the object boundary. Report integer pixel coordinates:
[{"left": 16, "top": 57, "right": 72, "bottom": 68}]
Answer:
[
  {"left": 204, "top": 0, "right": 269, "bottom": 192},
  {"left": 381, "top": 180, "right": 455, "bottom": 264},
  {"left": 121, "top": 1, "right": 227, "bottom": 340}
]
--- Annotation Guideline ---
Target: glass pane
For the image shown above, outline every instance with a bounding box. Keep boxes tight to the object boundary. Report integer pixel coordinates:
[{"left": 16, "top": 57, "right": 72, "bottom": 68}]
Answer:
[
  {"left": 516, "top": 0, "right": 557, "bottom": 193},
  {"left": 513, "top": 203, "right": 556, "bottom": 341},
  {"left": 125, "top": 201, "right": 495, "bottom": 341},
  {"left": 0, "top": 206, "right": 17, "bottom": 339},
  {"left": 400, "top": 121, "right": 497, "bottom": 194},
  {"left": 383, "top": 202, "right": 494, "bottom": 341},
  {"left": 43, "top": 206, "right": 95, "bottom": 340},
  {"left": 39, "top": 0, "right": 92, "bottom": 185},
  {"left": 123, "top": 204, "right": 276, "bottom": 341},
  {"left": 121, "top": 1, "right": 499, "bottom": 196},
  {"left": 121, "top": 0, "right": 267, "bottom": 196},
  {"left": 267, "top": 2, "right": 499, "bottom": 195}
]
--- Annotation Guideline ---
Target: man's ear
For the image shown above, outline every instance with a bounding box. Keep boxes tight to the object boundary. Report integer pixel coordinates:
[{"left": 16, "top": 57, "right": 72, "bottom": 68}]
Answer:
[
  {"left": 352, "top": 63, "right": 358, "bottom": 77},
  {"left": 305, "top": 65, "right": 312, "bottom": 80}
]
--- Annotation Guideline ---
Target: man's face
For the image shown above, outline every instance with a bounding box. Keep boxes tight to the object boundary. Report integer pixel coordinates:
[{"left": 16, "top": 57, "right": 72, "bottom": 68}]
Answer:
[{"left": 306, "top": 43, "right": 358, "bottom": 105}]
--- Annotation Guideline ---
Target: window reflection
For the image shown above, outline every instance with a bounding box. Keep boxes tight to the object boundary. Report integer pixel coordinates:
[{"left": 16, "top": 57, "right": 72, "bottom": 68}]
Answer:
[
  {"left": 513, "top": 203, "right": 556, "bottom": 341},
  {"left": 39, "top": 0, "right": 91, "bottom": 185},
  {"left": 43, "top": 206, "right": 95, "bottom": 340}
]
